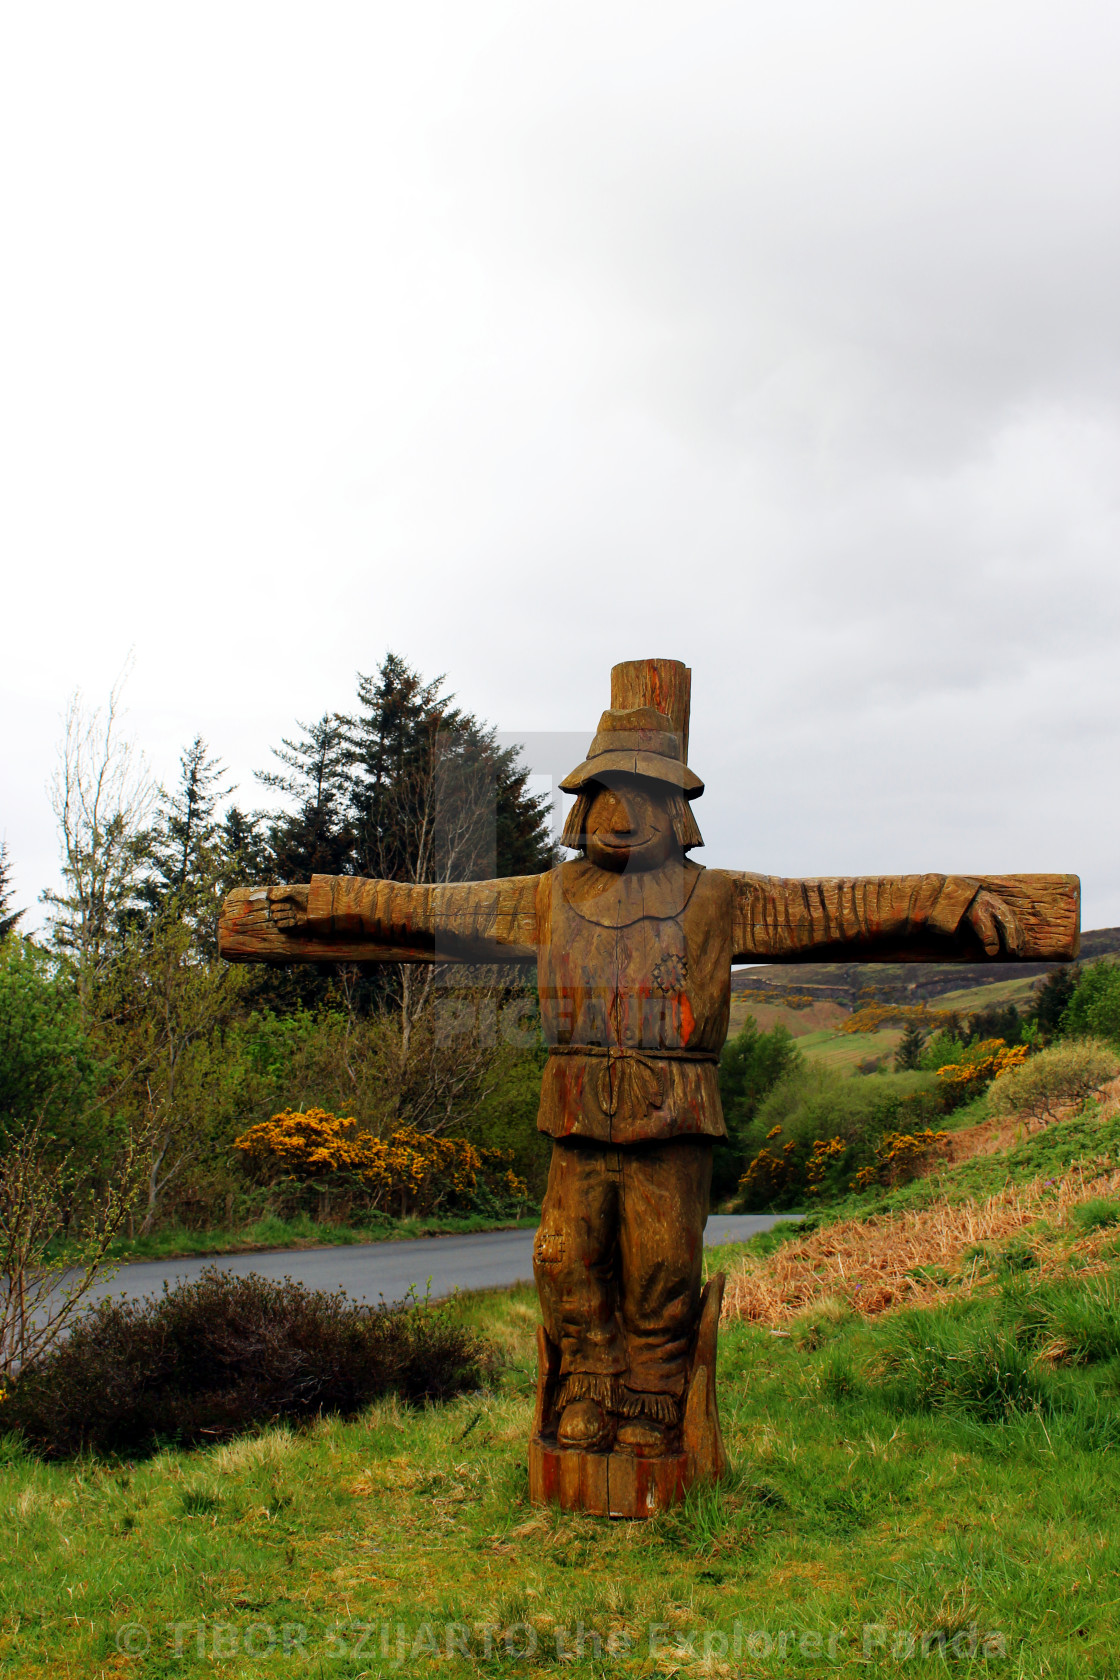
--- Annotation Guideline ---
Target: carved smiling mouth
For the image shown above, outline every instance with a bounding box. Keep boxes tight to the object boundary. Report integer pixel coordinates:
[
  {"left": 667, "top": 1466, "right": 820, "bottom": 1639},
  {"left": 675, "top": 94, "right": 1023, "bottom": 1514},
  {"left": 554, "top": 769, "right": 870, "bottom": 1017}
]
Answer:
[{"left": 597, "top": 831, "right": 656, "bottom": 850}]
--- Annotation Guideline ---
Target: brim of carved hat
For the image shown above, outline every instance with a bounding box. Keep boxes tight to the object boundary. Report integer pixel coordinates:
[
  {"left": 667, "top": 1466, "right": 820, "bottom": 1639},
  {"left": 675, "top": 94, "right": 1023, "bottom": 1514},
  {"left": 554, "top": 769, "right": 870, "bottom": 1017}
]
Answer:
[{"left": 559, "top": 751, "right": 704, "bottom": 798}]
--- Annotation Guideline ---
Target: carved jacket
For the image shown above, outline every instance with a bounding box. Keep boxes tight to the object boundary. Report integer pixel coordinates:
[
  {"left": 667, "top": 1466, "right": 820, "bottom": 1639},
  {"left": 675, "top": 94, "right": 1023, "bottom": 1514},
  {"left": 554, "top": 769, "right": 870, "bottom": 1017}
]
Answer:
[{"left": 303, "top": 862, "right": 985, "bottom": 1147}]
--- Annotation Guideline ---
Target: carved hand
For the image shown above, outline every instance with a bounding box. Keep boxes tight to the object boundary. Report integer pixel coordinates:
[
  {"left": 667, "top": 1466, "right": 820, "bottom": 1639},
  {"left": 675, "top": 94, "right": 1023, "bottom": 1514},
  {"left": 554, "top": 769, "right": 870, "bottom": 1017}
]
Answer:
[
  {"left": 965, "top": 889, "right": 1024, "bottom": 957},
  {"left": 268, "top": 883, "right": 311, "bottom": 931}
]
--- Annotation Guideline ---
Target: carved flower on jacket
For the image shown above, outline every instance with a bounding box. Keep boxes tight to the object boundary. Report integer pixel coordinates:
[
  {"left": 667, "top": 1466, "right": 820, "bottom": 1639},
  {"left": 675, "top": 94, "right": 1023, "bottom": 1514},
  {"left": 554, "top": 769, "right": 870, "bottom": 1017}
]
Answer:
[{"left": 651, "top": 953, "right": 688, "bottom": 994}]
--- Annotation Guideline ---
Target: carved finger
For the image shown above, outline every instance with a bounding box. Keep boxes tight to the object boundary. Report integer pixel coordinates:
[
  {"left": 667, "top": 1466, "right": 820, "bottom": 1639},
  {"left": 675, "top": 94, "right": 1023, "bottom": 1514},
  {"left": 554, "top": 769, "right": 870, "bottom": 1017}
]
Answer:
[
  {"left": 968, "top": 896, "right": 1001, "bottom": 957},
  {"left": 266, "top": 884, "right": 309, "bottom": 931},
  {"left": 968, "top": 890, "right": 1024, "bottom": 957},
  {"left": 990, "top": 896, "right": 1025, "bottom": 956}
]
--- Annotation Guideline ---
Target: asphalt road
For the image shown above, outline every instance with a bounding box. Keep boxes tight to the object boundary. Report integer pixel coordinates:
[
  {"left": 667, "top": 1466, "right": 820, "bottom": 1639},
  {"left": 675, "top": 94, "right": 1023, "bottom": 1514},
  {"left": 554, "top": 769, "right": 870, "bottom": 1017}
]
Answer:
[{"left": 81, "top": 1214, "right": 800, "bottom": 1312}]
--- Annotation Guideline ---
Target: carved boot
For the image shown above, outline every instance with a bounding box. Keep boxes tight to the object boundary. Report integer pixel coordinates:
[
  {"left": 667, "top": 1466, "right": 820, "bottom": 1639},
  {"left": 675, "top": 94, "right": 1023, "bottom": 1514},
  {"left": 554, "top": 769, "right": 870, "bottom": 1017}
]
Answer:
[
  {"left": 615, "top": 1391, "right": 679, "bottom": 1457},
  {"left": 557, "top": 1399, "right": 612, "bottom": 1452},
  {"left": 615, "top": 1416, "right": 675, "bottom": 1454}
]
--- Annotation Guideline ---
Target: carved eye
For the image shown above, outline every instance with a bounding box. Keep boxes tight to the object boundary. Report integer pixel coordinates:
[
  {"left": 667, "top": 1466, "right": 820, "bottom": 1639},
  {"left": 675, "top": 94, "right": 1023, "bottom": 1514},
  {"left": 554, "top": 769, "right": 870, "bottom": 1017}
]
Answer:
[{"left": 652, "top": 954, "right": 688, "bottom": 994}]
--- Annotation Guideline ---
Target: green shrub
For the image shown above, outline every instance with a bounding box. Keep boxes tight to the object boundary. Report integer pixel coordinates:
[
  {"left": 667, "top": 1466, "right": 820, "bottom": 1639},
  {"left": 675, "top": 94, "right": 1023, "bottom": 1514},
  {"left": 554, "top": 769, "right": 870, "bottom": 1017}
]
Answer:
[
  {"left": 987, "top": 1038, "right": 1120, "bottom": 1126},
  {"left": 0, "top": 939, "right": 105, "bottom": 1155},
  {"left": 965, "top": 1002, "right": 1024, "bottom": 1046},
  {"left": 3, "top": 1269, "right": 492, "bottom": 1459},
  {"left": 1030, "top": 966, "right": 1076, "bottom": 1040},
  {"left": 1062, "top": 961, "right": 1120, "bottom": 1048},
  {"left": 713, "top": 1017, "right": 802, "bottom": 1195},
  {"left": 735, "top": 1065, "right": 941, "bottom": 1209},
  {"left": 917, "top": 1029, "right": 967, "bottom": 1073},
  {"left": 459, "top": 1045, "right": 551, "bottom": 1201}
]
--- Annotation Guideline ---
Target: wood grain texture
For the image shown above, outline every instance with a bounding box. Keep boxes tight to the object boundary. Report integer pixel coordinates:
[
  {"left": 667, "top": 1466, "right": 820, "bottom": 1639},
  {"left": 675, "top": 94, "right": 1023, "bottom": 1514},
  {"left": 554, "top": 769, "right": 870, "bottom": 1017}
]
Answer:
[
  {"left": 682, "top": 1274, "right": 728, "bottom": 1485},
  {"left": 607, "top": 1450, "right": 689, "bottom": 1519},
  {"left": 971, "top": 874, "right": 1081, "bottom": 959},
  {"left": 218, "top": 875, "right": 540, "bottom": 966},
  {"left": 222, "top": 867, "right": 1080, "bottom": 970},
  {"left": 218, "top": 886, "right": 431, "bottom": 965},
  {"left": 528, "top": 1269, "right": 728, "bottom": 1517},
  {"left": 729, "top": 871, "right": 1079, "bottom": 964},
  {"left": 530, "top": 1326, "right": 560, "bottom": 1443},
  {"left": 610, "top": 659, "right": 692, "bottom": 762},
  {"left": 304, "top": 873, "right": 540, "bottom": 960}
]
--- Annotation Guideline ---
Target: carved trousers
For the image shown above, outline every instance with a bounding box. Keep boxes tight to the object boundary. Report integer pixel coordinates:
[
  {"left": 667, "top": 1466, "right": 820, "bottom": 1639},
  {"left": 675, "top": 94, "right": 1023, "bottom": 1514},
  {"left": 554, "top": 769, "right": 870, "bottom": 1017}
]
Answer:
[{"left": 532, "top": 1136, "right": 712, "bottom": 1399}]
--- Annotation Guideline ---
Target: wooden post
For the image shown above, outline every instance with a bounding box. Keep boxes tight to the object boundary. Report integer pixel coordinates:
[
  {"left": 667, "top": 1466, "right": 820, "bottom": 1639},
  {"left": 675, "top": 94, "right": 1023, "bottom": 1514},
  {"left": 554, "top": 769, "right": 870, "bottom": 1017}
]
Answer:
[
  {"left": 611, "top": 660, "right": 692, "bottom": 763},
  {"left": 528, "top": 1273, "right": 728, "bottom": 1519},
  {"left": 216, "top": 653, "right": 1081, "bottom": 1525}
]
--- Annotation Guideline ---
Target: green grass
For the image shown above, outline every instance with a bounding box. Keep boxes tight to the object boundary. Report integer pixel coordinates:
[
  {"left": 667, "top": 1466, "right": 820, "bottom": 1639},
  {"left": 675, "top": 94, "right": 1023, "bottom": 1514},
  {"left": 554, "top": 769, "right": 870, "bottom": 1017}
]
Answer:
[
  {"left": 4, "top": 1273, "right": 1120, "bottom": 1677},
  {"left": 934, "top": 974, "right": 1043, "bottom": 1012},
  {"left": 787, "top": 1025, "right": 902, "bottom": 1071},
  {"left": 52, "top": 1210, "right": 540, "bottom": 1265}
]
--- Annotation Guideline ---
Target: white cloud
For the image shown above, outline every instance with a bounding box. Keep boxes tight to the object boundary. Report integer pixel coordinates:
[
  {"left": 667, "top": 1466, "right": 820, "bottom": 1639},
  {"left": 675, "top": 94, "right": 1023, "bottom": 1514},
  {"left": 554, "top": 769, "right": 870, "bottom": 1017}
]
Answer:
[{"left": 1, "top": 0, "right": 1117, "bottom": 929}]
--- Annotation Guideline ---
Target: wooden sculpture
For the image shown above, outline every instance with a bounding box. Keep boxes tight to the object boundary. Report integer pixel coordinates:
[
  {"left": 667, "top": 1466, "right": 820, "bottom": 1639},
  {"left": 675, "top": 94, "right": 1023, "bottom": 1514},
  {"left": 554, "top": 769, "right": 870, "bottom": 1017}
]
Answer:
[{"left": 220, "top": 658, "right": 1080, "bottom": 1519}]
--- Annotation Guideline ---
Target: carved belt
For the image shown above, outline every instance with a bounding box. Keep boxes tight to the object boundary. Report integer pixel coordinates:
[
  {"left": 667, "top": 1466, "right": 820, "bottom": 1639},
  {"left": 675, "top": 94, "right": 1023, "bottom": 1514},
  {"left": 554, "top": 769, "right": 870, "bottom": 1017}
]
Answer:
[{"left": 547, "top": 1044, "right": 719, "bottom": 1120}]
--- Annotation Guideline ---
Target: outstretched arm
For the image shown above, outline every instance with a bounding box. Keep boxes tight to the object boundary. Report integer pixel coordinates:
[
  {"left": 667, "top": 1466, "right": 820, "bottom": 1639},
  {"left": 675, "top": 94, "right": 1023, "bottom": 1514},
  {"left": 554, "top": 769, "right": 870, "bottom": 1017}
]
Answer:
[
  {"left": 725, "top": 871, "right": 1080, "bottom": 963},
  {"left": 219, "top": 873, "right": 542, "bottom": 965}
]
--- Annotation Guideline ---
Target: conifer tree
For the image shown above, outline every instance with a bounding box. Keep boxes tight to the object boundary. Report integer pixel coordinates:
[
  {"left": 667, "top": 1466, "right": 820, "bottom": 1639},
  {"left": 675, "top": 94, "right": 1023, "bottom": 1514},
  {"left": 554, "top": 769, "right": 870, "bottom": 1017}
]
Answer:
[
  {"left": 142, "top": 737, "right": 231, "bottom": 942},
  {"left": 218, "top": 806, "right": 274, "bottom": 893},
  {"left": 895, "top": 1020, "right": 927, "bottom": 1070},
  {"left": 256, "top": 713, "right": 354, "bottom": 879},
  {"left": 0, "top": 842, "right": 24, "bottom": 941},
  {"left": 1031, "top": 966, "right": 1077, "bottom": 1041},
  {"left": 347, "top": 652, "right": 553, "bottom": 885}
]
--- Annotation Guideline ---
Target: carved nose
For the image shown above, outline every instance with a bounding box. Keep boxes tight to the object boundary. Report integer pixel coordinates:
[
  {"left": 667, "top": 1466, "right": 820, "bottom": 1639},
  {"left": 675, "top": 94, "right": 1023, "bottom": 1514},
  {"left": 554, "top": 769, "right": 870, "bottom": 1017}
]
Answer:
[{"left": 608, "top": 804, "right": 633, "bottom": 834}]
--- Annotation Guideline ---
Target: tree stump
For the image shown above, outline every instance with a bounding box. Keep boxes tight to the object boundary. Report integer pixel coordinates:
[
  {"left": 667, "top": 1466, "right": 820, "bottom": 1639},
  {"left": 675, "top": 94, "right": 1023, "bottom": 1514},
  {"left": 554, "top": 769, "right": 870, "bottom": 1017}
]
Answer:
[{"left": 528, "top": 1272, "right": 728, "bottom": 1519}]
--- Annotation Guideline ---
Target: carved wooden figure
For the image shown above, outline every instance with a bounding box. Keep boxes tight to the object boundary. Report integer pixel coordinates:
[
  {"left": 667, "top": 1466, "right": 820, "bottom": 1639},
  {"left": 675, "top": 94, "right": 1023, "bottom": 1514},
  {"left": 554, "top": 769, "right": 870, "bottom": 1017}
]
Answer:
[{"left": 220, "top": 658, "right": 1080, "bottom": 1518}]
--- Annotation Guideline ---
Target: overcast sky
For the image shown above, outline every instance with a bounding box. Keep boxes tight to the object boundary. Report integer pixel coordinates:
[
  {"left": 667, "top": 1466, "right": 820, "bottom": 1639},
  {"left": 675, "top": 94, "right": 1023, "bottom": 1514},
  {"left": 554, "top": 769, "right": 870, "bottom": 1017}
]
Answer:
[{"left": 3, "top": 1, "right": 1118, "bottom": 933}]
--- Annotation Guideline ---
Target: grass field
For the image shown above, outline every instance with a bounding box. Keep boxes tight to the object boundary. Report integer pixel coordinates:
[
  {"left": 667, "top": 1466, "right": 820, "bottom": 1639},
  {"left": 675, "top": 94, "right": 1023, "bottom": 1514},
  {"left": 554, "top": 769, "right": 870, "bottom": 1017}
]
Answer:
[
  {"left": 726, "top": 998, "right": 850, "bottom": 1040},
  {"left": 5, "top": 1214, "right": 1120, "bottom": 1677},
  {"left": 6, "top": 1023, "right": 1115, "bottom": 1676},
  {"left": 777, "top": 1025, "right": 903, "bottom": 1073},
  {"left": 933, "top": 975, "right": 1042, "bottom": 1013}
]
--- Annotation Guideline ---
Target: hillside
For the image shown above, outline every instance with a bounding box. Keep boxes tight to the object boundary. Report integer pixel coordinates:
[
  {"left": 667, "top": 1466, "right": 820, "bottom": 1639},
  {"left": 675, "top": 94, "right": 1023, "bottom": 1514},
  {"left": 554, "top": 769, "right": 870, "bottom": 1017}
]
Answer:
[
  {"left": 721, "top": 1072, "right": 1120, "bottom": 1324},
  {"left": 726, "top": 927, "right": 1120, "bottom": 1074},
  {"left": 731, "top": 923, "right": 1120, "bottom": 1008}
]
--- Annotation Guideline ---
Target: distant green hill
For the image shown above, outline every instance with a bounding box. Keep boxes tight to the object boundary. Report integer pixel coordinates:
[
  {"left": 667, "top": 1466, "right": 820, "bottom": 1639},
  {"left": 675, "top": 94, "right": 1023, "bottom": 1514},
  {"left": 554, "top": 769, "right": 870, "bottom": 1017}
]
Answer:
[{"left": 732, "top": 926, "right": 1120, "bottom": 1009}]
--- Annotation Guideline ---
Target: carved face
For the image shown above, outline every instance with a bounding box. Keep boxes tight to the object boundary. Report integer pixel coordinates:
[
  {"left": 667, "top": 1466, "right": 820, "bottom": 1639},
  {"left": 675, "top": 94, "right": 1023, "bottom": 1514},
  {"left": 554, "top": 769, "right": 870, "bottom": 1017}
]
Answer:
[{"left": 583, "top": 777, "right": 677, "bottom": 873}]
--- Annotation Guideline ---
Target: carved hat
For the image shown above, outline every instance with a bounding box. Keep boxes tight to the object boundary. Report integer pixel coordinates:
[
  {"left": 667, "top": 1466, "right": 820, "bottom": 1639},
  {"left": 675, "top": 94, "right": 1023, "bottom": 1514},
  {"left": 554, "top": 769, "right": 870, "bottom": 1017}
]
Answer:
[{"left": 559, "top": 705, "right": 704, "bottom": 799}]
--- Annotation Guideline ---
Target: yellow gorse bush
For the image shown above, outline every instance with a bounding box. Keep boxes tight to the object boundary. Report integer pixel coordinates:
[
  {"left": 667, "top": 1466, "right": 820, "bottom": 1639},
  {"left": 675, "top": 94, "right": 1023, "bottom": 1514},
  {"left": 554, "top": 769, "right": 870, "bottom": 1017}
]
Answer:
[
  {"left": 840, "top": 1002, "right": 955, "bottom": 1036},
  {"left": 735, "top": 989, "right": 817, "bottom": 1009},
  {"left": 804, "top": 1135, "right": 847, "bottom": 1194},
  {"left": 934, "top": 1038, "right": 1027, "bottom": 1091},
  {"left": 738, "top": 1135, "right": 799, "bottom": 1201},
  {"left": 853, "top": 1127, "right": 949, "bottom": 1190},
  {"left": 739, "top": 1130, "right": 850, "bottom": 1201},
  {"left": 234, "top": 1109, "right": 527, "bottom": 1216}
]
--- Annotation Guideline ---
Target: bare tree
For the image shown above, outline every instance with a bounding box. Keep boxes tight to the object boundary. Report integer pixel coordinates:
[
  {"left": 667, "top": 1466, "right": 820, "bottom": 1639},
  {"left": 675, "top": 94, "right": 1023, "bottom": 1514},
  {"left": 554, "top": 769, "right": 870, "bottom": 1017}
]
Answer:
[
  {"left": 105, "top": 914, "right": 249, "bottom": 1233},
  {"left": 41, "top": 677, "right": 153, "bottom": 1019},
  {"left": 372, "top": 727, "right": 533, "bottom": 1134},
  {"left": 0, "top": 1122, "right": 148, "bottom": 1381}
]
